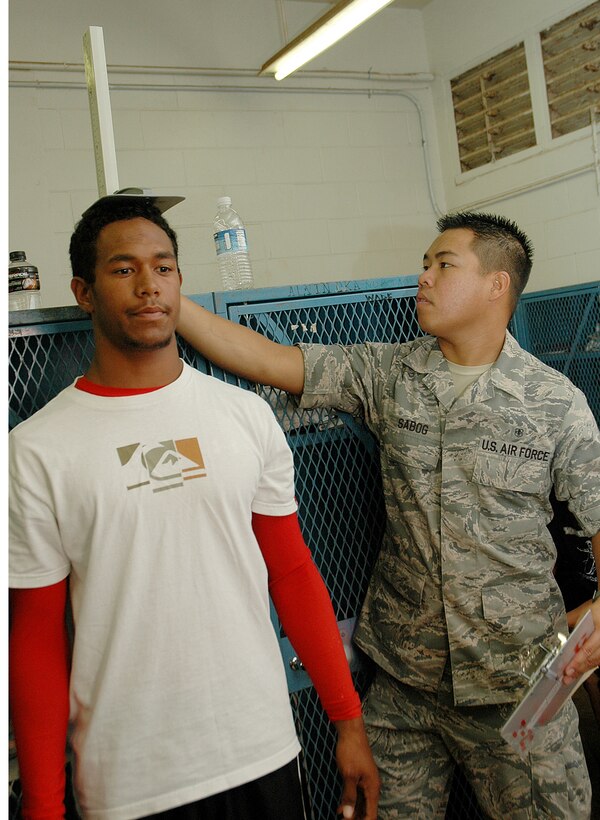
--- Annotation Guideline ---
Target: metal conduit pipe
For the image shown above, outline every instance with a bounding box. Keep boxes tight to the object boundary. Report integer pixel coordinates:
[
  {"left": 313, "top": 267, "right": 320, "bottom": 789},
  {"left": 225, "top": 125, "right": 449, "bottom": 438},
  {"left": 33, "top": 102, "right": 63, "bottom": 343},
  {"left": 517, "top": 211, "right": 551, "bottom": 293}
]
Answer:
[
  {"left": 9, "top": 60, "right": 434, "bottom": 83},
  {"left": 459, "top": 163, "right": 597, "bottom": 210}
]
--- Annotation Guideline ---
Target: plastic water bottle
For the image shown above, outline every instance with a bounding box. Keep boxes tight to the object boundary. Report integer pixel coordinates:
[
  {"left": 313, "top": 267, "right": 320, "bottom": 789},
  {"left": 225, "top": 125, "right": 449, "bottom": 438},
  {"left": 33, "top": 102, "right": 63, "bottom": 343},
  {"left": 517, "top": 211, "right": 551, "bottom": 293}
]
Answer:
[
  {"left": 9, "top": 251, "right": 42, "bottom": 311},
  {"left": 213, "top": 197, "right": 254, "bottom": 290}
]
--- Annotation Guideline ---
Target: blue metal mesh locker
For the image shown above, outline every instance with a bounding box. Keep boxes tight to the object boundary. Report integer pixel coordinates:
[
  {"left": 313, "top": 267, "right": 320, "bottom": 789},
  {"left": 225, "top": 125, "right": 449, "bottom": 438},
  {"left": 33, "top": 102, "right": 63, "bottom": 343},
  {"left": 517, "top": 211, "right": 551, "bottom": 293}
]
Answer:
[
  {"left": 211, "top": 277, "right": 484, "bottom": 820},
  {"left": 10, "top": 278, "right": 598, "bottom": 819},
  {"left": 511, "top": 282, "right": 600, "bottom": 424},
  {"left": 6, "top": 278, "right": 476, "bottom": 819}
]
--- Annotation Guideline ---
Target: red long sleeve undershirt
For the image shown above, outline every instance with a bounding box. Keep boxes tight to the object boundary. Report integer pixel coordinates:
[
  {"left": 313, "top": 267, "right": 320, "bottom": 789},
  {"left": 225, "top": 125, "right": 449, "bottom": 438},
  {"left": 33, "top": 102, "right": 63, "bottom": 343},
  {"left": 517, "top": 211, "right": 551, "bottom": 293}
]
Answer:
[
  {"left": 252, "top": 511, "right": 362, "bottom": 721},
  {"left": 10, "top": 378, "right": 361, "bottom": 817},
  {"left": 9, "top": 581, "right": 70, "bottom": 820}
]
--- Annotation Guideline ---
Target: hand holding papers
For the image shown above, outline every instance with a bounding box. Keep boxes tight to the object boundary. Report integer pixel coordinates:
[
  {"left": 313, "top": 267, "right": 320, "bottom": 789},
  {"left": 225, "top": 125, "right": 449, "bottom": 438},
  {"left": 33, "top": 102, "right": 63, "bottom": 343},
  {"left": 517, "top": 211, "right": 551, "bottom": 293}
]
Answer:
[{"left": 500, "top": 610, "right": 597, "bottom": 756}]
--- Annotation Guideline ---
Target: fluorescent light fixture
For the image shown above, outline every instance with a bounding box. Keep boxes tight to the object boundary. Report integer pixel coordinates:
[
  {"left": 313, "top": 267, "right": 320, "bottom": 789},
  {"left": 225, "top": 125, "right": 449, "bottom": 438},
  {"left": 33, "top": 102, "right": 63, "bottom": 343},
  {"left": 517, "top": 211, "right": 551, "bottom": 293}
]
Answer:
[{"left": 260, "top": 0, "right": 396, "bottom": 81}]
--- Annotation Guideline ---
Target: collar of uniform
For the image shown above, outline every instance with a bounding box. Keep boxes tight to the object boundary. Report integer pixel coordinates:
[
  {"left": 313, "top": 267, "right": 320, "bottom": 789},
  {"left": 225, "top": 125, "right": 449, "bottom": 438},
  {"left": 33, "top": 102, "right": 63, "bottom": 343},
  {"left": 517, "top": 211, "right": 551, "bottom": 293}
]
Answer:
[
  {"left": 398, "top": 337, "right": 456, "bottom": 409},
  {"left": 487, "top": 331, "right": 525, "bottom": 403},
  {"left": 398, "top": 332, "right": 525, "bottom": 405},
  {"left": 399, "top": 335, "right": 440, "bottom": 374}
]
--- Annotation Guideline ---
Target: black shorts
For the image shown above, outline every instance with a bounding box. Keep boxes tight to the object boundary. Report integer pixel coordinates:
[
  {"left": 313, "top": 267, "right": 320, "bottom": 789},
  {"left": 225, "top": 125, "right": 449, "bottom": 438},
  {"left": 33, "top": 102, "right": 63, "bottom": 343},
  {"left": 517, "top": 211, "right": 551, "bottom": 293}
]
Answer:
[{"left": 140, "top": 756, "right": 311, "bottom": 820}]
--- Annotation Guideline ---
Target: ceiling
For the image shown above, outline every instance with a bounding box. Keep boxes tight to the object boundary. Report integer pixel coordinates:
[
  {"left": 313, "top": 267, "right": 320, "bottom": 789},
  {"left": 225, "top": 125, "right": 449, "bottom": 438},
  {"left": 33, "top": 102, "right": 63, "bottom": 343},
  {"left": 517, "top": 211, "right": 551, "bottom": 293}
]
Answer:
[
  {"left": 288, "top": 1, "right": 433, "bottom": 8},
  {"left": 391, "top": 0, "right": 433, "bottom": 7}
]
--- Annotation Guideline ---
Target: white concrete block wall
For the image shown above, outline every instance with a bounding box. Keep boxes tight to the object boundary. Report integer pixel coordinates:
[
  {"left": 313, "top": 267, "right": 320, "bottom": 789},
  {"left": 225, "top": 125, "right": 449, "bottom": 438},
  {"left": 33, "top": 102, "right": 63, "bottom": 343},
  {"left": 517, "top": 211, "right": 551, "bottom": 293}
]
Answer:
[
  {"left": 8, "top": 0, "right": 441, "bottom": 308},
  {"left": 9, "top": 77, "right": 440, "bottom": 306},
  {"left": 423, "top": 0, "right": 600, "bottom": 294},
  {"left": 9, "top": 0, "right": 599, "bottom": 307}
]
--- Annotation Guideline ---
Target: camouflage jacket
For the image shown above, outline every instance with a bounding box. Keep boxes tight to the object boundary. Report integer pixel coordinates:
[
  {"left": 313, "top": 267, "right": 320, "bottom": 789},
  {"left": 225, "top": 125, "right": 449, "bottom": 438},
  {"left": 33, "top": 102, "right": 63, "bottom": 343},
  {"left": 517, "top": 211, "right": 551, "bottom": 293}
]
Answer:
[{"left": 298, "top": 332, "right": 600, "bottom": 705}]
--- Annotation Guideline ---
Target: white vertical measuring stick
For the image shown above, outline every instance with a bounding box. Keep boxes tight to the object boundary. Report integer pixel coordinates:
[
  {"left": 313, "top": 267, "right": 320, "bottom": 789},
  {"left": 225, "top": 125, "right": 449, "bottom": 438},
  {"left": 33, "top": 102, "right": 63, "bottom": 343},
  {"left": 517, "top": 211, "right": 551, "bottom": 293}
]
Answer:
[{"left": 83, "top": 26, "right": 119, "bottom": 197}]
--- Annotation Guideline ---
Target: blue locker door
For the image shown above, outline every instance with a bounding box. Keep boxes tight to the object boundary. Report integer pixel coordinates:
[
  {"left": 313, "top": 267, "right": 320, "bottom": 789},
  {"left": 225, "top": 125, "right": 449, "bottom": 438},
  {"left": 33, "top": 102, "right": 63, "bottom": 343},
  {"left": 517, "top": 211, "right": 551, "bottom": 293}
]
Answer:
[
  {"left": 9, "top": 280, "right": 486, "bottom": 819},
  {"left": 213, "top": 277, "right": 422, "bottom": 819},
  {"left": 511, "top": 281, "right": 600, "bottom": 424}
]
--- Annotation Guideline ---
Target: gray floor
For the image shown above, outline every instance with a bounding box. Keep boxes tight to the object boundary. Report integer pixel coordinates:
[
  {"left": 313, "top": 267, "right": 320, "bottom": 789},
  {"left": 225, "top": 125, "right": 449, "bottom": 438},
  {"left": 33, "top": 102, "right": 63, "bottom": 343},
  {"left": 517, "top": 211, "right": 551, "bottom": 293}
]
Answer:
[{"left": 573, "top": 674, "right": 600, "bottom": 819}]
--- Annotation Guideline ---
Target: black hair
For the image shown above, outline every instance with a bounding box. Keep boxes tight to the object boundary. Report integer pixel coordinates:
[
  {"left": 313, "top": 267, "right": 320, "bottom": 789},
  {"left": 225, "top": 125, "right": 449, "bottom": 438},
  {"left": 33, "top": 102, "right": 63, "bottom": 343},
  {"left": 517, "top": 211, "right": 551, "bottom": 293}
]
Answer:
[
  {"left": 436, "top": 211, "right": 533, "bottom": 305},
  {"left": 69, "top": 197, "right": 179, "bottom": 284}
]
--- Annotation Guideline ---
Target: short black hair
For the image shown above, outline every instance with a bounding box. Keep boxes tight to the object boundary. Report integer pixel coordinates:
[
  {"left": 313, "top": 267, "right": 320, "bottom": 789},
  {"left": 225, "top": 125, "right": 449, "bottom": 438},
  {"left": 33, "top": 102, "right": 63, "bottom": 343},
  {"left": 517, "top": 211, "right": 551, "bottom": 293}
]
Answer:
[
  {"left": 436, "top": 211, "right": 533, "bottom": 306},
  {"left": 69, "top": 197, "right": 179, "bottom": 284}
]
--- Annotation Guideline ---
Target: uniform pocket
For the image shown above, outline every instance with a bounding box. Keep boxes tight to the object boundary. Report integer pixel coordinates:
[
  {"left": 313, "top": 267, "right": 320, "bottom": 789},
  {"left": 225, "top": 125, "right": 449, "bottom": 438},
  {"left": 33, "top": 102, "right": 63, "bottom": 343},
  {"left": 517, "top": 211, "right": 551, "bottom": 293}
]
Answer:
[
  {"left": 472, "top": 451, "right": 550, "bottom": 495},
  {"left": 383, "top": 426, "right": 440, "bottom": 472},
  {"left": 377, "top": 553, "right": 427, "bottom": 608},
  {"left": 472, "top": 449, "right": 552, "bottom": 540},
  {"left": 481, "top": 579, "right": 552, "bottom": 637},
  {"left": 481, "top": 577, "right": 559, "bottom": 682}
]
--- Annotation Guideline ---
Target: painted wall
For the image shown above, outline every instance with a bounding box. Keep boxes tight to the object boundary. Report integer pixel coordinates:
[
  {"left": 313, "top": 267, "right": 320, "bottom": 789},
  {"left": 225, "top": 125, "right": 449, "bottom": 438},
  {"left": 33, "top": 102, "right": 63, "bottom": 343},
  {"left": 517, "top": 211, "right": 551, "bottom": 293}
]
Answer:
[
  {"left": 422, "top": 0, "right": 600, "bottom": 294},
  {"left": 9, "top": 0, "right": 441, "bottom": 307},
  {"left": 9, "top": 0, "right": 598, "bottom": 307}
]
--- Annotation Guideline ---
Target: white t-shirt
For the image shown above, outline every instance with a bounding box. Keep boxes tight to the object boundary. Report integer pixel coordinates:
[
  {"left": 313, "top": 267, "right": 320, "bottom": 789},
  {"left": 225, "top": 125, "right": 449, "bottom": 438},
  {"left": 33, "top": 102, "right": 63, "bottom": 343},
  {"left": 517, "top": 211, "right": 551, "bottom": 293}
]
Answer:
[{"left": 10, "top": 362, "right": 300, "bottom": 820}]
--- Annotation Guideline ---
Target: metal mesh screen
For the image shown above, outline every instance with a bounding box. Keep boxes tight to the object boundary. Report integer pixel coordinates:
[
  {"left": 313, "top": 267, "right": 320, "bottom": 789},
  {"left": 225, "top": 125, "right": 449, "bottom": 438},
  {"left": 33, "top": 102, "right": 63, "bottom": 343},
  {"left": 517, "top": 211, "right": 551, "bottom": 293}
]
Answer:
[
  {"left": 13, "top": 281, "right": 598, "bottom": 819},
  {"left": 290, "top": 666, "right": 375, "bottom": 820},
  {"left": 247, "top": 294, "right": 421, "bottom": 345},
  {"left": 229, "top": 288, "right": 423, "bottom": 630},
  {"left": 7, "top": 285, "right": 487, "bottom": 819},
  {"left": 513, "top": 284, "right": 600, "bottom": 423},
  {"left": 224, "top": 287, "right": 483, "bottom": 818},
  {"left": 9, "top": 323, "right": 94, "bottom": 428},
  {"left": 292, "top": 430, "right": 384, "bottom": 624}
]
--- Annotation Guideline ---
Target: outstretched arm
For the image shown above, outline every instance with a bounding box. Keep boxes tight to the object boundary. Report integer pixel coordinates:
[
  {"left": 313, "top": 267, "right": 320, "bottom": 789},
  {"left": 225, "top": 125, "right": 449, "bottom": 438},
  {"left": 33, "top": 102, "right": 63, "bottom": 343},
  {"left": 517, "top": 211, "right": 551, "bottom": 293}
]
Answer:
[
  {"left": 252, "top": 512, "right": 380, "bottom": 820},
  {"left": 177, "top": 295, "right": 305, "bottom": 394},
  {"left": 9, "top": 580, "right": 71, "bottom": 820}
]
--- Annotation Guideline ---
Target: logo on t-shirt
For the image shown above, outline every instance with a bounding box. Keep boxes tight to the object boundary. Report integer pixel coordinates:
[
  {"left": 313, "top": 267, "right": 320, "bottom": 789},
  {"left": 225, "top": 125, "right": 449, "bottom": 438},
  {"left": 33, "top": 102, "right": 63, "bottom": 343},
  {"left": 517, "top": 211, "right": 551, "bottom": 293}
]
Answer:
[{"left": 117, "top": 438, "right": 206, "bottom": 493}]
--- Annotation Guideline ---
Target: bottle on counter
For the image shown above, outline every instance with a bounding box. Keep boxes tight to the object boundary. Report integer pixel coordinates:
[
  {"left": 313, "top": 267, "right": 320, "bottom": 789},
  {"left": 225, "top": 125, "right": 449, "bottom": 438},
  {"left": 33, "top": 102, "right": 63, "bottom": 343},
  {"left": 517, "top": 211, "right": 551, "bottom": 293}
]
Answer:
[
  {"left": 9, "top": 251, "right": 42, "bottom": 311},
  {"left": 213, "top": 197, "right": 254, "bottom": 291}
]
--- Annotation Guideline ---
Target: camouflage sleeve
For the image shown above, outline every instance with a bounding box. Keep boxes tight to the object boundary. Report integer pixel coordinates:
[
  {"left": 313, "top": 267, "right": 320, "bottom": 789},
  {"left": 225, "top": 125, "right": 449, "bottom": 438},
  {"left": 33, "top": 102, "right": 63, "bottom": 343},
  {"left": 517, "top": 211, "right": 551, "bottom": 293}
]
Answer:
[
  {"left": 552, "top": 387, "right": 600, "bottom": 536},
  {"left": 297, "top": 343, "right": 392, "bottom": 426}
]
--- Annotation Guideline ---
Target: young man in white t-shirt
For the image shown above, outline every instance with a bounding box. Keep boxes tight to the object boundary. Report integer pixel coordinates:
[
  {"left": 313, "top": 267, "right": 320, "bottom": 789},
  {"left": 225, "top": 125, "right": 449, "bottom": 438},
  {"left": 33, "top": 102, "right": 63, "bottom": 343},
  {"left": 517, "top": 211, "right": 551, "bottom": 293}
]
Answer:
[{"left": 9, "top": 195, "right": 380, "bottom": 820}]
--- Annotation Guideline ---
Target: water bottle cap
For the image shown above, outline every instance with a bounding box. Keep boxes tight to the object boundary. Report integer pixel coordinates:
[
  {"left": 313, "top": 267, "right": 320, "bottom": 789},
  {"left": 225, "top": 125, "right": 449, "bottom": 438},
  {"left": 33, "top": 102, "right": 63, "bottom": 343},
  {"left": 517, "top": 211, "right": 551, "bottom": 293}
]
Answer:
[
  {"left": 10, "top": 251, "right": 26, "bottom": 262},
  {"left": 217, "top": 196, "right": 232, "bottom": 208}
]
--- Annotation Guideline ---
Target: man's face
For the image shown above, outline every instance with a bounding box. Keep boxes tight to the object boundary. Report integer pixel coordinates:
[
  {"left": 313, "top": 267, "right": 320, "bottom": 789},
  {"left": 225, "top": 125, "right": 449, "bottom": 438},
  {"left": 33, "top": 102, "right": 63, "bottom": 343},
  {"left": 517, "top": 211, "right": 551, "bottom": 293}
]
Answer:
[
  {"left": 416, "top": 228, "right": 494, "bottom": 340},
  {"left": 80, "top": 217, "right": 182, "bottom": 353}
]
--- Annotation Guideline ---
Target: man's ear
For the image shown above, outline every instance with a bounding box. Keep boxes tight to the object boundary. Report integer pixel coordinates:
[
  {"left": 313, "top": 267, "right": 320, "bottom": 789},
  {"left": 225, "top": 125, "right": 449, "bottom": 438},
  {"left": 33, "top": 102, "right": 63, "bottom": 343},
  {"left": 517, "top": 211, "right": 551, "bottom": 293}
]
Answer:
[
  {"left": 490, "top": 270, "right": 511, "bottom": 302},
  {"left": 71, "top": 277, "right": 94, "bottom": 314}
]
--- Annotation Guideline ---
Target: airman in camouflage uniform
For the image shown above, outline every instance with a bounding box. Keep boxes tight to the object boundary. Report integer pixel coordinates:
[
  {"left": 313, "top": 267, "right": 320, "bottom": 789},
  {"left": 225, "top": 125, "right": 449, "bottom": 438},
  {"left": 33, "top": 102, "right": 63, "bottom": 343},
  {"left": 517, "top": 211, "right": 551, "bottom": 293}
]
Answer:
[
  {"left": 176, "top": 210, "right": 600, "bottom": 818},
  {"left": 299, "top": 332, "right": 600, "bottom": 818},
  {"left": 295, "top": 215, "right": 600, "bottom": 819}
]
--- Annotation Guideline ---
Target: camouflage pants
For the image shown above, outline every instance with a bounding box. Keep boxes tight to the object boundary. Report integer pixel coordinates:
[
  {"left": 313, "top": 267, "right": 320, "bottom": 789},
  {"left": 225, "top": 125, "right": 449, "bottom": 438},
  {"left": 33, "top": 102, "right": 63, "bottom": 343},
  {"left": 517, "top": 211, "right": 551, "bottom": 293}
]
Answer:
[{"left": 363, "top": 666, "right": 591, "bottom": 820}]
